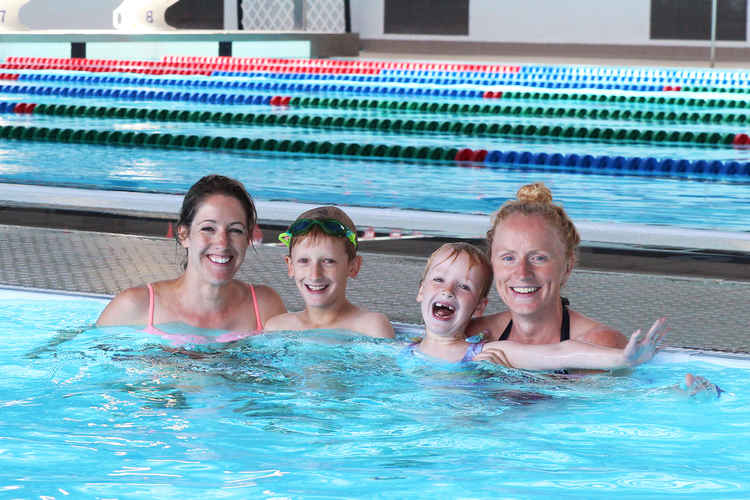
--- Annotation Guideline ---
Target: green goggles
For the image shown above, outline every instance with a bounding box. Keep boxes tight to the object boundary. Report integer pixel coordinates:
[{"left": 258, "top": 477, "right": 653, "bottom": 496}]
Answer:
[{"left": 279, "top": 218, "right": 358, "bottom": 248}]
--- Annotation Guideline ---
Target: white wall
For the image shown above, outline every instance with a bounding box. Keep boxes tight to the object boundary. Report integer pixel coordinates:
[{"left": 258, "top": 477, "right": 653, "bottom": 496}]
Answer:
[
  {"left": 350, "top": 0, "right": 749, "bottom": 47},
  {"left": 14, "top": 0, "right": 237, "bottom": 30},
  {"left": 350, "top": 0, "right": 384, "bottom": 41},
  {"left": 470, "top": 0, "right": 650, "bottom": 45},
  {"left": 19, "top": 0, "right": 121, "bottom": 29}
]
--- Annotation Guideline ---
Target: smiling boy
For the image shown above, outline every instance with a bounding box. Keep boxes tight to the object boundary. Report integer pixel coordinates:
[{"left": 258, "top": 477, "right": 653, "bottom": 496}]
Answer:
[{"left": 264, "top": 206, "right": 395, "bottom": 338}]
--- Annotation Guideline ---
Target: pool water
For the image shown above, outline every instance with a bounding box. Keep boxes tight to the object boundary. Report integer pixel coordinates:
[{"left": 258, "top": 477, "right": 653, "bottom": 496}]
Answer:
[
  {"left": 1, "top": 140, "right": 748, "bottom": 231},
  {"left": 1, "top": 62, "right": 750, "bottom": 233},
  {"left": 1, "top": 289, "right": 747, "bottom": 498}
]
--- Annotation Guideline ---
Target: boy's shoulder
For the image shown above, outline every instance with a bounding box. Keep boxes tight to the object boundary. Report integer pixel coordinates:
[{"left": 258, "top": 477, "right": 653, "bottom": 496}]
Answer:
[
  {"left": 264, "top": 311, "right": 306, "bottom": 332},
  {"left": 345, "top": 308, "right": 395, "bottom": 339}
]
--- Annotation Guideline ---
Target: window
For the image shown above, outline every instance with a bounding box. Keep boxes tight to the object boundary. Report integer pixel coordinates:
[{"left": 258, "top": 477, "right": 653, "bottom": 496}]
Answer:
[
  {"left": 384, "top": 0, "right": 469, "bottom": 35},
  {"left": 651, "top": 0, "right": 746, "bottom": 41}
]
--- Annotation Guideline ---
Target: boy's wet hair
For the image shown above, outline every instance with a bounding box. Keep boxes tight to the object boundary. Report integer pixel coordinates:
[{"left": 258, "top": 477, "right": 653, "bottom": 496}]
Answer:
[
  {"left": 288, "top": 206, "right": 358, "bottom": 260},
  {"left": 421, "top": 242, "right": 493, "bottom": 299}
]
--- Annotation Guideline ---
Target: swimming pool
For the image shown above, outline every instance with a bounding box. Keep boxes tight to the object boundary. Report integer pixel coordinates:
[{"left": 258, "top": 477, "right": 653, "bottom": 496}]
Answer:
[
  {"left": 1, "top": 287, "right": 747, "bottom": 498},
  {"left": 0, "top": 57, "right": 748, "bottom": 233}
]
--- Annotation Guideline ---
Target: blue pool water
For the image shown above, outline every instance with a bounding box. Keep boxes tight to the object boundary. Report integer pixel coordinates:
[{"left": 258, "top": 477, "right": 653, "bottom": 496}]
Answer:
[
  {"left": 1, "top": 288, "right": 747, "bottom": 498},
  {"left": 0, "top": 64, "right": 749, "bottom": 233},
  {"left": 1, "top": 140, "right": 748, "bottom": 232}
]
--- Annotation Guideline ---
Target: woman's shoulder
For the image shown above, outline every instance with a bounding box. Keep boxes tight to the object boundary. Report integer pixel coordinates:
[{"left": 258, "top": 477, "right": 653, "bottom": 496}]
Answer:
[
  {"left": 245, "top": 282, "right": 288, "bottom": 322},
  {"left": 249, "top": 283, "right": 282, "bottom": 300},
  {"left": 95, "top": 284, "right": 151, "bottom": 326},
  {"left": 466, "top": 310, "right": 511, "bottom": 340},
  {"left": 568, "top": 308, "right": 628, "bottom": 348}
]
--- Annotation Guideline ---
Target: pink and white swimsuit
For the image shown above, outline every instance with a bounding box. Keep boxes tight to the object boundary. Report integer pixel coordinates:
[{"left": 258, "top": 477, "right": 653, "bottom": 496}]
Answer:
[{"left": 143, "top": 283, "right": 263, "bottom": 345}]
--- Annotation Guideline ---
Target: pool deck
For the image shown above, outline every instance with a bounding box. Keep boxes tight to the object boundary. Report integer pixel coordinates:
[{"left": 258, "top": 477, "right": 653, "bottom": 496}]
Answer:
[{"left": 1, "top": 184, "right": 748, "bottom": 354}]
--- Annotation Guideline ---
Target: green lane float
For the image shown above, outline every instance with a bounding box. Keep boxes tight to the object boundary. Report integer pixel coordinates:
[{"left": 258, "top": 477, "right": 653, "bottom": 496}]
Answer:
[
  {"left": 5, "top": 91, "right": 745, "bottom": 155},
  {"left": 8, "top": 119, "right": 747, "bottom": 178}
]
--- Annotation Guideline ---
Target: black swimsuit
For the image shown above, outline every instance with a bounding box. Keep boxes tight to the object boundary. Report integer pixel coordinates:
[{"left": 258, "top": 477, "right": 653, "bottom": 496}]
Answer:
[
  {"left": 498, "top": 297, "right": 571, "bottom": 341},
  {"left": 498, "top": 297, "right": 571, "bottom": 374}
]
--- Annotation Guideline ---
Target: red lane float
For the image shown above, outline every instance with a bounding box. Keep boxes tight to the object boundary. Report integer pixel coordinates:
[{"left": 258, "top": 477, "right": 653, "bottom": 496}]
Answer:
[
  {"left": 12, "top": 102, "right": 36, "bottom": 113},
  {"left": 5, "top": 56, "right": 522, "bottom": 74},
  {"left": 454, "top": 148, "right": 489, "bottom": 162},
  {"left": 268, "top": 96, "right": 293, "bottom": 106},
  {"left": 732, "top": 133, "right": 750, "bottom": 146}
]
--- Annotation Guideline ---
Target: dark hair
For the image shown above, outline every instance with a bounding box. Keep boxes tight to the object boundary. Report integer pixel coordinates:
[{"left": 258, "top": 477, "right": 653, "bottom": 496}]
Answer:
[{"left": 176, "top": 175, "right": 257, "bottom": 268}]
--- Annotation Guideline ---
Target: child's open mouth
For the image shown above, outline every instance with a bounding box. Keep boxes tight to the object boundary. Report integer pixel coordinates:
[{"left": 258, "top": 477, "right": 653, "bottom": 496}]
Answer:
[{"left": 432, "top": 301, "right": 455, "bottom": 320}]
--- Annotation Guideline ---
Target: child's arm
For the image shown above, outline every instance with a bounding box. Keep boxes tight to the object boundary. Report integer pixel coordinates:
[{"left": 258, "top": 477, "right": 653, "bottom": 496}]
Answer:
[{"left": 475, "top": 318, "right": 668, "bottom": 371}]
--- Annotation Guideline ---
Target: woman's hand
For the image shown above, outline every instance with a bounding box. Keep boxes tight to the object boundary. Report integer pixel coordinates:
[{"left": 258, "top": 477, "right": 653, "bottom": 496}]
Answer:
[{"left": 623, "top": 317, "right": 669, "bottom": 367}]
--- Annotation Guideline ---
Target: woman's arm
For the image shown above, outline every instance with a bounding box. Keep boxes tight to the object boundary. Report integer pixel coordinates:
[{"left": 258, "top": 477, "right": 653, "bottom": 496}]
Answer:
[{"left": 475, "top": 318, "right": 668, "bottom": 371}]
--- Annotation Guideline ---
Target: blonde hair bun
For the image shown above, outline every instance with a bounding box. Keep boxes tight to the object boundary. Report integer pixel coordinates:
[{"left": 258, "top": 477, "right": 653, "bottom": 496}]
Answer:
[{"left": 516, "top": 182, "right": 553, "bottom": 204}]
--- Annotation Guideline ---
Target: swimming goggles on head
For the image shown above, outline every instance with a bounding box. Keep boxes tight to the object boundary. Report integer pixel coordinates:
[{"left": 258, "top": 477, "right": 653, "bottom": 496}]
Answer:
[{"left": 278, "top": 218, "right": 358, "bottom": 248}]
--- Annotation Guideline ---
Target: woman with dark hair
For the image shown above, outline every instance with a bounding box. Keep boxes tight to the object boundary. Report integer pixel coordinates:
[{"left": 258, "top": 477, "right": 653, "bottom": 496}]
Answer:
[{"left": 97, "top": 175, "right": 286, "bottom": 343}]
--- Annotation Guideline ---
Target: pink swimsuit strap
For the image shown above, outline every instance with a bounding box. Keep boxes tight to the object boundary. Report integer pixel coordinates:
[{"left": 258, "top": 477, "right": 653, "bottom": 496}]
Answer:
[
  {"left": 249, "top": 282, "right": 263, "bottom": 331},
  {"left": 145, "top": 283, "right": 263, "bottom": 345}
]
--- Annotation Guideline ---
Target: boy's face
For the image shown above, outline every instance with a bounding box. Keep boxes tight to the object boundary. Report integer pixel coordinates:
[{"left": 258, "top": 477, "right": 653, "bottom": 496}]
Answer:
[
  {"left": 417, "top": 248, "right": 488, "bottom": 337},
  {"left": 286, "top": 234, "right": 362, "bottom": 309}
]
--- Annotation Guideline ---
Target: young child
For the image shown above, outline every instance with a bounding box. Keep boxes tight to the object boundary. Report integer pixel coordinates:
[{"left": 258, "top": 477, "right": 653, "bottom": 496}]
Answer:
[
  {"left": 264, "top": 206, "right": 395, "bottom": 338},
  {"left": 407, "top": 242, "right": 668, "bottom": 370}
]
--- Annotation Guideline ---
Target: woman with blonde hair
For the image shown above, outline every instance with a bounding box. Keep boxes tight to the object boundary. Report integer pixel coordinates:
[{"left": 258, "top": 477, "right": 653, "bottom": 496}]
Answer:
[
  {"left": 468, "top": 182, "right": 629, "bottom": 348},
  {"left": 468, "top": 183, "right": 721, "bottom": 396}
]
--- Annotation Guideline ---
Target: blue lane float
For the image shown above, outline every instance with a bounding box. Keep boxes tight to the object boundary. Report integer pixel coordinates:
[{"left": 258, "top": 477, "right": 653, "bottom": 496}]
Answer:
[
  {"left": 482, "top": 149, "right": 750, "bottom": 178},
  {"left": 0, "top": 84, "right": 274, "bottom": 105}
]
